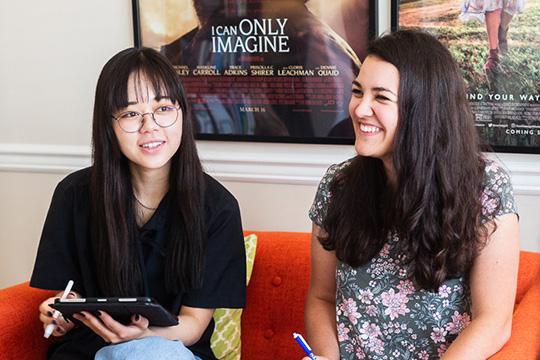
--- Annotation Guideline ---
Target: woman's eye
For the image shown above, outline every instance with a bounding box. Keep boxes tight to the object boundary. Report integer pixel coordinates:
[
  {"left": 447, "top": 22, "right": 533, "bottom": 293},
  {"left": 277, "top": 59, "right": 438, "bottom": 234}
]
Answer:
[
  {"left": 352, "top": 89, "right": 363, "bottom": 97},
  {"left": 376, "top": 95, "right": 390, "bottom": 101},
  {"left": 158, "top": 105, "right": 174, "bottom": 111},
  {"left": 120, "top": 111, "right": 139, "bottom": 119}
]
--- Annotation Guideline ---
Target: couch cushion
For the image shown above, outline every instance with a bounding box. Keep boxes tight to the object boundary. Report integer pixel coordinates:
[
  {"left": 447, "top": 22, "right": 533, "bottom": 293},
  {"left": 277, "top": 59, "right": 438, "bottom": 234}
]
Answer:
[
  {"left": 211, "top": 234, "right": 257, "bottom": 359},
  {"left": 240, "top": 232, "right": 311, "bottom": 360}
]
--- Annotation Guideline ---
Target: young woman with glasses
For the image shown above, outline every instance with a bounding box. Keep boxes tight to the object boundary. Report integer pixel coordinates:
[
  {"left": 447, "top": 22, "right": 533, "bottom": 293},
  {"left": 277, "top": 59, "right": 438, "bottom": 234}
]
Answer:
[
  {"left": 30, "top": 47, "right": 246, "bottom": 360},
  {"left": 303, "top": 30, "right": 519, "bottom": 360}
]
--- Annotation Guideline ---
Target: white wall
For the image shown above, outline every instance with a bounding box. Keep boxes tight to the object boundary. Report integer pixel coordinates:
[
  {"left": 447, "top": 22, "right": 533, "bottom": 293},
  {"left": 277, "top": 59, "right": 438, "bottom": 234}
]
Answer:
[{"left": 0, "top": 0, "right": 539, "bottom": 288}]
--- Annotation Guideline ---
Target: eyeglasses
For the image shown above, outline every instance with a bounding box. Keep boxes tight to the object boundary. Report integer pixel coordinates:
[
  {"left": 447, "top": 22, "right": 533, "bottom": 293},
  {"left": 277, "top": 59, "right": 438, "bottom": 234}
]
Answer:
[{"left": 112, "top": 105, "right": 180, "bottom": 133}]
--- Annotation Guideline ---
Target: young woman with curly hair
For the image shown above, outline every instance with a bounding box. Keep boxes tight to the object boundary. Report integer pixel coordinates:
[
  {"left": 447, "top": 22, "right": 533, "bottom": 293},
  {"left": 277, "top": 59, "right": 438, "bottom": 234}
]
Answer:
[{"left": 303, "top": 30, "right": 519, "bottom": 360}]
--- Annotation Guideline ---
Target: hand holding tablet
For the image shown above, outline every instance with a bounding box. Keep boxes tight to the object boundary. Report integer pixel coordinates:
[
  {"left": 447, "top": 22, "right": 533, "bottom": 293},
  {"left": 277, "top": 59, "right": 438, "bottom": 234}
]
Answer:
[{"left": 51, "top": 297, "right": 178, "bottom": 327}]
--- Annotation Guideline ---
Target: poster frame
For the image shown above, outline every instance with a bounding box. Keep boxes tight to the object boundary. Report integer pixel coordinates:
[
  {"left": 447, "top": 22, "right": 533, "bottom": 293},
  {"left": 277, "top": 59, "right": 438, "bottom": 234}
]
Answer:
[
  {"left": 391, "top": 0, "right": 540, "bottom": 154},
  {"left": 131, "top": 0, "right": 378, "bottom": 145}
]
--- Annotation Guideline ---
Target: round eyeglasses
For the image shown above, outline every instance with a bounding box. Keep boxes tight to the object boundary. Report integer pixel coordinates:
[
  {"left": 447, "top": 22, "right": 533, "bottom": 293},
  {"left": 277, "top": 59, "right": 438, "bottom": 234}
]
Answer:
[{"left": 113, "top": 105, "right": 180, "bottom": 133}]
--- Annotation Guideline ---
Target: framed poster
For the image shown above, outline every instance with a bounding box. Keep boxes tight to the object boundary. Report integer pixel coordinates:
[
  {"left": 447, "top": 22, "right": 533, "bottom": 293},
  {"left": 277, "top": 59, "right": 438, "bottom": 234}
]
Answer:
[
  {"left": 133, "top": 0, "right": 377, "bottom": 144},
  {"left": 393, "top": 0, "right": 540, "bottom": 154}
]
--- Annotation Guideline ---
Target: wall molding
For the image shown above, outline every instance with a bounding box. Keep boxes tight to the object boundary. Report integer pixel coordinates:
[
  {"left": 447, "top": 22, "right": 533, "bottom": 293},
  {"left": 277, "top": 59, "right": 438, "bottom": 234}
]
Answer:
[
  {"left": 0, "top": 144, "right": 92, "bottom": 174},
  {"left": 1, "top": 142, "right": 539, "bottom": 194}
]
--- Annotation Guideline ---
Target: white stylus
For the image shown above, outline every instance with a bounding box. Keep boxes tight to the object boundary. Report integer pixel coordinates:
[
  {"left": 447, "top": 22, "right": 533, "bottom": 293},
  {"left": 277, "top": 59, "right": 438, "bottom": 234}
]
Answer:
[{"left": 43, "top": 280, "right": 74, "bottom": 338}]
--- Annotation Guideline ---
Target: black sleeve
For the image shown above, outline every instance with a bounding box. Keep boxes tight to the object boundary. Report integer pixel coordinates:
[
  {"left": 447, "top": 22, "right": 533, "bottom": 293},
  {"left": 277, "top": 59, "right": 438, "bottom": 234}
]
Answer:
[
  {"left": 183, "top": 182, "right": 246, "bottom": 308},
  {"left": 29, "top": 179, "right": 84, "bottom": 294}
]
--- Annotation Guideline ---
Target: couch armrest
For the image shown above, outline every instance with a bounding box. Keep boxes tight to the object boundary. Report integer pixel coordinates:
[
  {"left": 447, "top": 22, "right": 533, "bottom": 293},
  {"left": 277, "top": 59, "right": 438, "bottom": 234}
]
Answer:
[
  {"left": 490, "top": 267, "right": 540, "bottom": 359},
  {"left": 490, "top": 251, "right": 540, "bottom": 359},
  {"left": 0, "top": 282, "right": 56, "bottom": 359}
]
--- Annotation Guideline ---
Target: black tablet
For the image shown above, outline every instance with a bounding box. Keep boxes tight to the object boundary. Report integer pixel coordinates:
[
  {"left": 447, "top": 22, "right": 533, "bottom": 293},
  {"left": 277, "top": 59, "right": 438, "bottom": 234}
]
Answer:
[{"left": 51, "top": 297, "right": 178, "bottom": 327}]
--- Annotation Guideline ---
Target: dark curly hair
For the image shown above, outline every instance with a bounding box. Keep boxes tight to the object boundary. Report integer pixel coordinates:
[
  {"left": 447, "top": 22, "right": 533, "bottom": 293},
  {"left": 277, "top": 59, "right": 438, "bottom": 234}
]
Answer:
[{"left": 321, "top": 30, "right": 494, "bottom": 291}]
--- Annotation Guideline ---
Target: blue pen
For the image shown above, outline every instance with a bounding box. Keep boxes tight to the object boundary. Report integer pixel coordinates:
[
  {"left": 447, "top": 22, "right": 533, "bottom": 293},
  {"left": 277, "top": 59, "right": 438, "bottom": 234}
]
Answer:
[{"left": 293, "top": 332, "right": 317, "bottom": 360}]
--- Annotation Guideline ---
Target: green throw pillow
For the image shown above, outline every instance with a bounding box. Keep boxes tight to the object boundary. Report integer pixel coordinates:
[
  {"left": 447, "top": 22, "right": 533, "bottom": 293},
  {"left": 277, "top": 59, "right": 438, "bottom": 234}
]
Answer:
[{"left": 210, "top": 234, "right": 257, "bottom": 360}]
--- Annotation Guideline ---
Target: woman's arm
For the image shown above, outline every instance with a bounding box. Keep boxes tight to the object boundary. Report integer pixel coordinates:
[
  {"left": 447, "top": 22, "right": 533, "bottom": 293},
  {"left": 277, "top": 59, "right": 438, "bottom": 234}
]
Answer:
[
  {"left": 442, "top": 213, "right": 520, "bottom": 359},
  {"left": 303, "top": 223, "right": 340, "bottom": 360},
  {"left": 149, "top": 306, "right": 214, "bottom": 345},
  {"left": 73, "top": 305, "right": 214, "bottom": 346}
]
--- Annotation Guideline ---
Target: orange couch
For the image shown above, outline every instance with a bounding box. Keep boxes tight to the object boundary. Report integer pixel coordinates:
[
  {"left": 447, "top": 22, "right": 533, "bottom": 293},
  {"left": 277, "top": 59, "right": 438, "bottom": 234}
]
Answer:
[{"left": 0, "top": 231, "right": 539, "bottom": 359}]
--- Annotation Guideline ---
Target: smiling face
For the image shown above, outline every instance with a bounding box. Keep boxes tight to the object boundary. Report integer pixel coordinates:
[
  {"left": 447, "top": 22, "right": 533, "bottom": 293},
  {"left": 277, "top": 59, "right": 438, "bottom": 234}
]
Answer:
[
  {"left": 112, "top": 72, "right": 183, "bottom": 176},
  {"left": 349, "top": 55, "right": 400, "bottom": 166}
]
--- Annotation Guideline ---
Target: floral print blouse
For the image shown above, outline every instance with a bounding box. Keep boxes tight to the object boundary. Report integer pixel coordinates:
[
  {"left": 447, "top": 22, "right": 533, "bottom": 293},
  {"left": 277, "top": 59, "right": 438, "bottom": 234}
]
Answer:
[{"left": 309, "top": 159, "right": 517, "bottom": 359}]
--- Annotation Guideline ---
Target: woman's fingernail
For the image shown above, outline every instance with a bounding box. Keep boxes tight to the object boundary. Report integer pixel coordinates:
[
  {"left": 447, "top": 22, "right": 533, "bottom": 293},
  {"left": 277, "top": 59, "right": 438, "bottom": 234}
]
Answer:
[
  {"left": 97, "top": 311, "right": 103, "bottom": 317},
  {"left": 79, "top": 312, "right": 86, "bottom": 318},
  {"left": 67, "top": 292, "right": 77, "bottom": 298}
]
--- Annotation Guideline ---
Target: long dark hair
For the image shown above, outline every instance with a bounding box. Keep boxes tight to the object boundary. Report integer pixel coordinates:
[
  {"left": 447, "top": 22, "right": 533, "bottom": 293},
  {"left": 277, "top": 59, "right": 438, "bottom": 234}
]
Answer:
[
  {"left": 90, "top": 47, "right": 205, "bottom": 296},
  {"left": 321, "top": 30, "right": 492, "bottom": 291}
]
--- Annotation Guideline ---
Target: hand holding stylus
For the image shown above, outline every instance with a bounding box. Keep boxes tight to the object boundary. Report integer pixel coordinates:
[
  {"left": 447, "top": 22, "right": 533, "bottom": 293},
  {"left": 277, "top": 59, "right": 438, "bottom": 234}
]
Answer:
[{"left": 40, "top": 280, "right": 75, "bottom": 338}]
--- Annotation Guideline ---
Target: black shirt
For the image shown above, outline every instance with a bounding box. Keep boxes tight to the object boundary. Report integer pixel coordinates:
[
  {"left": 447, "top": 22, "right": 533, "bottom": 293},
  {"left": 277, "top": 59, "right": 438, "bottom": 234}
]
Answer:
[{"left": 30, "top": 167, "right": 246, "bottom": 360}]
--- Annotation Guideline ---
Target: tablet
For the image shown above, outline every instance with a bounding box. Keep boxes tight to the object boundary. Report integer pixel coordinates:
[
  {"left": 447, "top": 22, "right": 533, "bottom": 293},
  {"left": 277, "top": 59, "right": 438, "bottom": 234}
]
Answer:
[{"left": 51, "top": 297, "right": 179, "bottom": 327}]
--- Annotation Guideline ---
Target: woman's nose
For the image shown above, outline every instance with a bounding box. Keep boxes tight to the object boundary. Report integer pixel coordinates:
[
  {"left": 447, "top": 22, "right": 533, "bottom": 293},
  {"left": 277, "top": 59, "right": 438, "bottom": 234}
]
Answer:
[
  {"left": 139, "top": 112, "right": 159, "bottom": 133},
  {"left": 352, "top": 96, "right": 374, "bottom": 118}
]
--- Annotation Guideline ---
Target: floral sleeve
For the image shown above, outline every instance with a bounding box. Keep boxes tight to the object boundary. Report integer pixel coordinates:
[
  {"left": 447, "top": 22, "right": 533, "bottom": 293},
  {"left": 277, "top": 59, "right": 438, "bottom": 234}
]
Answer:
[
  {"left": 481, "top": 160, "right": 518, "bottom": 222},
  {"left": 309, "top": 160, "right": 351, "bottom": 227}
]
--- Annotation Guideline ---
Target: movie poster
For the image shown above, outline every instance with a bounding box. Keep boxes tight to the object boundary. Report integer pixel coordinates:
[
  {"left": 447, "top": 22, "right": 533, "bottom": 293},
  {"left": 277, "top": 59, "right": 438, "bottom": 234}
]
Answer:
[
  {"left": 135, "top": 0, "right": 374, "bottom": 143},
  {"left": 397, "top": 0, "right": 540, "bottom": 153}
]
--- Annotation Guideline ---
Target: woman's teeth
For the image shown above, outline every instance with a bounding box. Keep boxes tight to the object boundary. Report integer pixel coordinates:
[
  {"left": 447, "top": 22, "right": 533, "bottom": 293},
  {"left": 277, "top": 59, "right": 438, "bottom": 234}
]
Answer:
[
  {"left": 141, "top": 141, "right": 164, "bottom": 149},
  {"left": 360, "top": 124, "right": 381, "bottom": 133}
]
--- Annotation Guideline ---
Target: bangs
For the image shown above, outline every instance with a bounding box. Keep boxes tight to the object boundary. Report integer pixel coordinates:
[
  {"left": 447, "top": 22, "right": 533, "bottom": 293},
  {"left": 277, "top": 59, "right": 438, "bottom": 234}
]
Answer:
[{"left": 107, "top": 49, "right": 184, "bottom": 114}]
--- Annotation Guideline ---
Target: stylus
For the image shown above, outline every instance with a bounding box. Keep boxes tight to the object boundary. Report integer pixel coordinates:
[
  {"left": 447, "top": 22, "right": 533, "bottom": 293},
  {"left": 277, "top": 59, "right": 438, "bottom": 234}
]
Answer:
[{"left": 44, "top": 280, "right": 74, "bottom": 338}]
